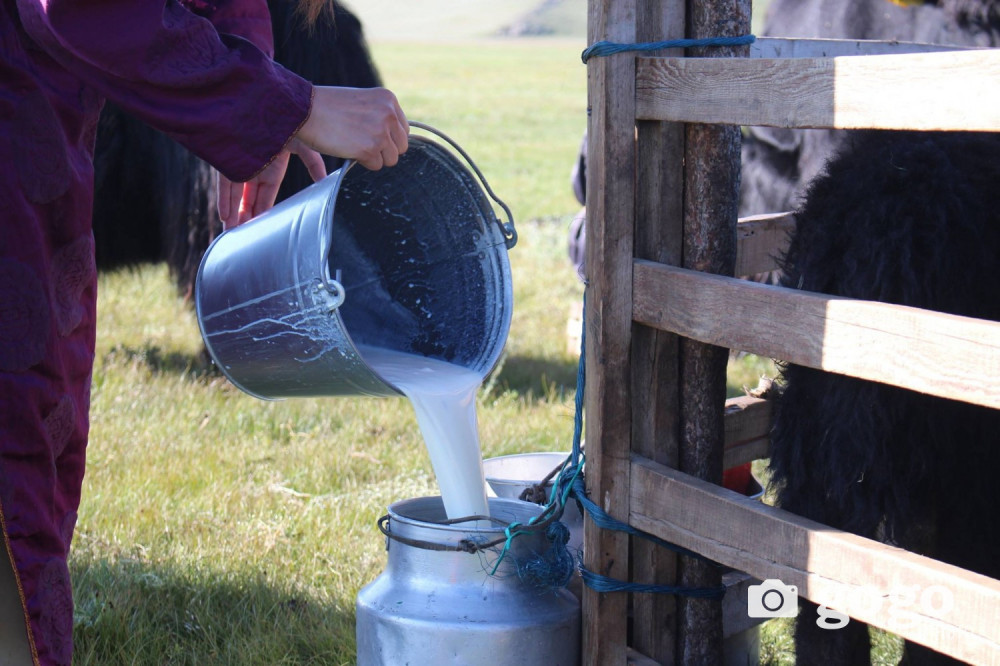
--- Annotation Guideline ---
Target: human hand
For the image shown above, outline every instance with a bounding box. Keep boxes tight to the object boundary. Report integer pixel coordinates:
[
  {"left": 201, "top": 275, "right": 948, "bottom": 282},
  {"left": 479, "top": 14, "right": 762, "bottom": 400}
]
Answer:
[
  {"left": 218, "top": 137, "right": 327, "bottom": 229},
  {"left": 217, "top": 86, "right": 408, "bottom": 229},
  {"left": 296, "top": 86, "right": 409, "bottom": 171}
]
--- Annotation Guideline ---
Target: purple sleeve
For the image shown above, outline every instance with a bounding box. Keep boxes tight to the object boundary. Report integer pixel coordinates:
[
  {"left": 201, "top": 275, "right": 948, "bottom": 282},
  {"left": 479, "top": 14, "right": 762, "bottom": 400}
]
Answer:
[
  {"left": 16, "top": 0, "right": 312, "bottom": 182},
  {"left": 182, "top": 0, "right": 275, "bottom": 58}
]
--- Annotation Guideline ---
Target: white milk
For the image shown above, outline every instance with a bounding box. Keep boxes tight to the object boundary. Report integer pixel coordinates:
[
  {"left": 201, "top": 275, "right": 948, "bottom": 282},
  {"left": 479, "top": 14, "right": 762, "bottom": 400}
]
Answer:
[{"left": 358, "top": 346, "right": 491, "bottom": 521}]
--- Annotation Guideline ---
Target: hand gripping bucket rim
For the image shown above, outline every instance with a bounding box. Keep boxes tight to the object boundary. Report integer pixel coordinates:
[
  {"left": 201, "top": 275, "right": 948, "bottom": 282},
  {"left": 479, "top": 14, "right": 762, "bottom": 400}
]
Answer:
[{"left": 195, "top": 122, "right": 516, "bottom": 399}]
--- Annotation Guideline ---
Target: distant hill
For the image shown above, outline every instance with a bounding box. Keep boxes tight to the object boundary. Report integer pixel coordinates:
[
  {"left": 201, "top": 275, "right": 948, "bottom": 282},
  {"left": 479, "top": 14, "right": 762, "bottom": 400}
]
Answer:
[
  {"left": 343, "top": 0, "right": 588, "bottom": 42},
  {"left": 344, "top": 0, "right": 767, "bottom": 45}
]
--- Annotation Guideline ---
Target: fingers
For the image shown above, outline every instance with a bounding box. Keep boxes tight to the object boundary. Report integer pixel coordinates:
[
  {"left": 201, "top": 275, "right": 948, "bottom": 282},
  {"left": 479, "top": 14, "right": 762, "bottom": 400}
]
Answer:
[
  {"left": 391, "top": 101, "right": 409, "bottom": 156},
  {"left": 358, "top": 113, "right": 409, "bottom": 171},
  {"left": 297, "top": 147, "right": 328, "bottom": 183},
  {"left": 249, "top": 178, "right": 282, "bottom": 220},
  {"left": 296, "top": 86, "right": 410, "bottom": 171},
  {"left": 371, "top": 98, "right": 408, "bottom": 169},
  {"left": 218, "top": 172, "right": 243, "bottom": 230}
]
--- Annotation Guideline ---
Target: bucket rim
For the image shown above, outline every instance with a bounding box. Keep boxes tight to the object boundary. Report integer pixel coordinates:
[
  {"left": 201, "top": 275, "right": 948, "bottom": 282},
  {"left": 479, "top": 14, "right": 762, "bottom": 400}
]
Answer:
[{"left": 386, "top": 495, "right": 543, "bottom": 536}]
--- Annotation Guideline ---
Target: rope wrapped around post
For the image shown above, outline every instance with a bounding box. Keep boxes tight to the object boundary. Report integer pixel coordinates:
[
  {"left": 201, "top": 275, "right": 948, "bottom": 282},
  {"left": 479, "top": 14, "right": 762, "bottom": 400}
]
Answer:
[{"left": 581, "top": 34, "right": 755, "bottom": 63}]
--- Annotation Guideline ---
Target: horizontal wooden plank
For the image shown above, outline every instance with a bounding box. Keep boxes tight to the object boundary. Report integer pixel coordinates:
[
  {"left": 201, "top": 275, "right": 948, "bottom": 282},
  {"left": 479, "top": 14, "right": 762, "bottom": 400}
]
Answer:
[
  {"left": 636, "top": 48, "right": 1000, "bottom": 131},
  {"left": 723, "top": 395, "right": 772, "bottom": 467},
  {"left": 735, "top": 212, "right": 793, "bottom": 277},
  {"left": 723, "top": 395, "right": 771, "bottom": 446},
  {"left": 722, "top": 437, "right": 769, "bottom": 469},
  {"left": 751, "top": 36, "right": 971, "bottom": 59},
  {"left": 630, "top": 455, "right": 1000, "bottom": 664},
  {"left": 632, "top": 261, "right": 1000, "bottom": 409}
]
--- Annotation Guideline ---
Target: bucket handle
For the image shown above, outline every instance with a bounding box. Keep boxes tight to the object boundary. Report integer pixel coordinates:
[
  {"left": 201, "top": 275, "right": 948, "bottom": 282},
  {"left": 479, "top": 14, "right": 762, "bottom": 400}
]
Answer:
[
  {"left": 315, "top": 121, "right": 517, "bottom": 311},
  {"left": 409, "top": 121, "right": 518, "bottom": 249}
]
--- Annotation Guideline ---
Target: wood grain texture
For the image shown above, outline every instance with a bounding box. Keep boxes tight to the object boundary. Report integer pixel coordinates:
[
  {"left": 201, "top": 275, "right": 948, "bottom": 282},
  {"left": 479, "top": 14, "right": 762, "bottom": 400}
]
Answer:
[
  {"left": 633, "top": 261, "right": 1000, "bottom": 409},
  {"left": 735, "top": 212, "right": 794, "bottom": 277},
  {"left": 750, "top": 36, "right": 972, "bottom": 59},
  {"left": 628, "top": 0, "right": 686, "bottom": 659},
  {"left": 582, "top": 0, "right": 637, "bottom": 662},
  {"left": 723, "top": 396, "right": 771, "bottom": 467},
  {"left": 636, "top": 48, "right": 1000, "bottom": 131},
  {"left": 630, "top": 456, "right": 1000, "bottom": 665}
]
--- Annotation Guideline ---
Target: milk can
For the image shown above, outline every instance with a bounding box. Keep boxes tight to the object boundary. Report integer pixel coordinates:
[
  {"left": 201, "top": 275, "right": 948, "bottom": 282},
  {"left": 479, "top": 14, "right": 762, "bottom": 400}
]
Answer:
[{"left": 356, "top": 496, "right": 581, "bottom": 665}]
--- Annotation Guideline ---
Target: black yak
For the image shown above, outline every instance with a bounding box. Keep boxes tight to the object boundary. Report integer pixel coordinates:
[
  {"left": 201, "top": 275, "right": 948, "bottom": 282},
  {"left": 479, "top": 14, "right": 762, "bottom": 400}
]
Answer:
[
  {"left": 770, "top": 130, "right": 1000, "bottom": 665},
  {"left": 92, "top": 2, "right": 382, "bottom": 297},
  {"left": 740, "top": 0, "right": 1000, "bottom": 216}
]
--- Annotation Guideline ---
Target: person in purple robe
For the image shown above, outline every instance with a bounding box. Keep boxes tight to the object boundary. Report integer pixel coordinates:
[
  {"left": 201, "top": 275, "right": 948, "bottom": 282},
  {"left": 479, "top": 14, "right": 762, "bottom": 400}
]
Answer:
[{"left": 0, "top": 1, "right": 409, "bottom": 663}]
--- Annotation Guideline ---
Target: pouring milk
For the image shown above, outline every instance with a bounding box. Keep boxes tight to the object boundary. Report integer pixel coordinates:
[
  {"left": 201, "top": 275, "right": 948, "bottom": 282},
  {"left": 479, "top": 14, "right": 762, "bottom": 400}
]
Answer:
[{"left": 358, "top": 346, "right": 490, "bottom": 520}]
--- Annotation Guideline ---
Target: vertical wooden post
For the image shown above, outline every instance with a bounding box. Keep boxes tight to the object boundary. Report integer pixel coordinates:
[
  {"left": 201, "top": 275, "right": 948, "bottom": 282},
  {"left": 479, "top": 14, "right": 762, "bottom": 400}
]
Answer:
[
  {"left": 676, "top": 0, "right": 751, "bottom": 662},
  {"left": 629, "top": 0, "right": 685, "bottom": 661},
  {"left": 583, "top": 0, "right": 637, "bottom": 663}
]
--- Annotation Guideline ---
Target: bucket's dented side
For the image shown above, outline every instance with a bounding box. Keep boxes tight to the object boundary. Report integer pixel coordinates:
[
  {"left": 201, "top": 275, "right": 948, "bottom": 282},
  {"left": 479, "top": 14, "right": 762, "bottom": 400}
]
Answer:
[{"left": 195, "top": 134, "right": 514, "bottom": 399}]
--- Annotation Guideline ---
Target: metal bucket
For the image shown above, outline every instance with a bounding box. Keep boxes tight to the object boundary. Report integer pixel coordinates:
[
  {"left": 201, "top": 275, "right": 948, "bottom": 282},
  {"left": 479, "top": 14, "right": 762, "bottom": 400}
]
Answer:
[
  {"left": 483, "top": 452, "right": 584, "bottom": 555},
  {"left": 195, "top": 123, "right": 516, "bottom": 399},
  {"left": 356, "top": 496, "right": 580, "bottom": 666}
]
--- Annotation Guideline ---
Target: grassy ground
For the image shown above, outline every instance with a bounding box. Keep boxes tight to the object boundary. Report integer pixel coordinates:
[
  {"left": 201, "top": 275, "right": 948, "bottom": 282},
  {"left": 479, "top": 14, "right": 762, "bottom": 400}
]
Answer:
[{"left": 70, "top": 2, "right": 909, "bottom": 664}]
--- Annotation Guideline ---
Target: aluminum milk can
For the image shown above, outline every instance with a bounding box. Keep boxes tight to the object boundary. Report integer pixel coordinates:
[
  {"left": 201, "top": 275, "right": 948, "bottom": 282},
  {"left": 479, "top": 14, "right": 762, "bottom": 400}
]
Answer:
[{"left": 356, "top": 496, "right": 580, "bottom": 665}]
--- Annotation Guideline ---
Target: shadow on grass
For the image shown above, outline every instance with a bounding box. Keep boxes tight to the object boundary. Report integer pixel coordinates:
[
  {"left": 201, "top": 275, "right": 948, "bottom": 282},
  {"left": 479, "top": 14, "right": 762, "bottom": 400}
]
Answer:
[
  {"left": 101, "top": 343, "right": 220, "bottom": 378},
  {"left": 71, "top": 556, "right": 355, "bottom": 665},
  {"left": 487, "top": 352, "right": 780, "bottom": 404},
  {"left": 486, "top": 353, "right": 579, "bottom": 403}
]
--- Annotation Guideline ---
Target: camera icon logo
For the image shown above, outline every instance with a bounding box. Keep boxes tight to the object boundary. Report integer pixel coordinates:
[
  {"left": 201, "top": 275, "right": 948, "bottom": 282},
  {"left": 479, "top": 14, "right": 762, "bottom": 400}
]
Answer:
[{"left": 747, "top": 579, "right": 799, "bottom": 618}]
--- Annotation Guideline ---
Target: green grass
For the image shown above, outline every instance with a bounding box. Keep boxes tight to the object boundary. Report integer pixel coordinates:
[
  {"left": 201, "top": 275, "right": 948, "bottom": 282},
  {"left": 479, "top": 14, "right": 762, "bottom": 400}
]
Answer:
[{"left": 370, "top": 40, "right": 589, "bottom": 223}]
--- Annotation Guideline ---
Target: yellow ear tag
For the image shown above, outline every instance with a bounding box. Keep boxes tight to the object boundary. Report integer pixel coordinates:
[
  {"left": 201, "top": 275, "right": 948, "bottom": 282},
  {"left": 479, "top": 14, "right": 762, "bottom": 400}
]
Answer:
[{"left": 887, "top": 0, "right": 926, "bottom": 6}]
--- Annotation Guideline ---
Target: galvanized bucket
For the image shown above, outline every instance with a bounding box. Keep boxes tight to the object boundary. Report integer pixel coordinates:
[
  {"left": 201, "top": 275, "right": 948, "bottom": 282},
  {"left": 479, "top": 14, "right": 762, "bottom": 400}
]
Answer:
[
  {"left": 483, "top": 452, "right": 584, "bottom": 555},
  {"left": 356, "top": 496, "right": 580, "bottom": 666},
  {"left": 195, "top": 123, "right": 516, "bottom": 399}
]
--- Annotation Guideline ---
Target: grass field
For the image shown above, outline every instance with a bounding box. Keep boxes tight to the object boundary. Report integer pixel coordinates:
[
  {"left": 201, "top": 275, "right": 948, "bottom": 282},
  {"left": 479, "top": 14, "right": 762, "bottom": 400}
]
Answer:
[{"left": 61, "top": 2, "right": 862, "bottom": 664}]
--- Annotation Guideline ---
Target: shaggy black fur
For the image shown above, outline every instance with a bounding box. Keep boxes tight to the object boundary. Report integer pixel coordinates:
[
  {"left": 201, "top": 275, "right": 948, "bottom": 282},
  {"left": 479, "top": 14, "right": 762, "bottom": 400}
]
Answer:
[
  {"left": 740, "top": 0, "right": 1000, "bottom": 217},
  {"left": 569, "top": 0, "right": 1000, "bottom": 280},
  {"left": 771, "top": 130, "right": 1000, "bottom": 664},
  {"left": 92, "top": 2, "right": 381, "bottom": 296}
]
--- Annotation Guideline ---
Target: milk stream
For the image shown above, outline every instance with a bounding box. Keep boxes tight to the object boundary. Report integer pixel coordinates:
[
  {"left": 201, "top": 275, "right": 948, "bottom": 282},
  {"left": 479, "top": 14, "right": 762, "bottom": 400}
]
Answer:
[{"left": 358, "top": 346, "right": 491, "bottom": 521}]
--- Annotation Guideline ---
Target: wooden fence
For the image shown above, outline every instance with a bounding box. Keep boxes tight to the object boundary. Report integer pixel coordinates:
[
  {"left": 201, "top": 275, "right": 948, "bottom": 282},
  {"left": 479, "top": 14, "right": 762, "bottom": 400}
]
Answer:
[{"left": 581, "top": 0, "right": 1000, "bottom": 663}]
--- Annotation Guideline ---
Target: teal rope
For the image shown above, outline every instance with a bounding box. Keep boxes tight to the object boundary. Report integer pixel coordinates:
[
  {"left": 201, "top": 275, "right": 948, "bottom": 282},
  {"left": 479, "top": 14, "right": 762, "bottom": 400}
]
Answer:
[
  {"left": 484, "top": 291, "right": 723, "bottom": 598},
  {"left": 581, "top": 569, "right": 726, "bottom": 600},
  {"left": 564, "top": 291, "right": 724, "bottom": 598},
  {"left": 581, "top": 34, "right": 756, "bottom": 63}
]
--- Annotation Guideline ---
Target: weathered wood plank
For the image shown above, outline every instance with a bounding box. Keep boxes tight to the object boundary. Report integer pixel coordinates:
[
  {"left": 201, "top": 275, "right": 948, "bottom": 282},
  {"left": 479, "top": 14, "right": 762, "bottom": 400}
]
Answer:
[
  {"left": 630, "top": 456, "right": 1000, "bottom": 665},
  {"left": 583, "top": 0, "right": 638, "bottom": 662},
  {"left": 636, "top": 49, "right": 1000, "bottom": 131},
  {"left": 723, "top": 395, "right": 772, "bottom": 467},
  {"left": 735, "top": 212, "right": 793, "bottom": 278},
  {"left": 632, "top": 261, "right": 1000, "bottom": 409},
  {"left": 629, "top": 0, "right": 686, "bottom": 659},
  {"left": 722, "top": 437, "right": 770, "bottom": 469},
  {"left": 724, "top": 395, "right": 772, "bottom": 446},
  {"left": 750, "top": 36, "right": 972, "bottom": 59}
]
